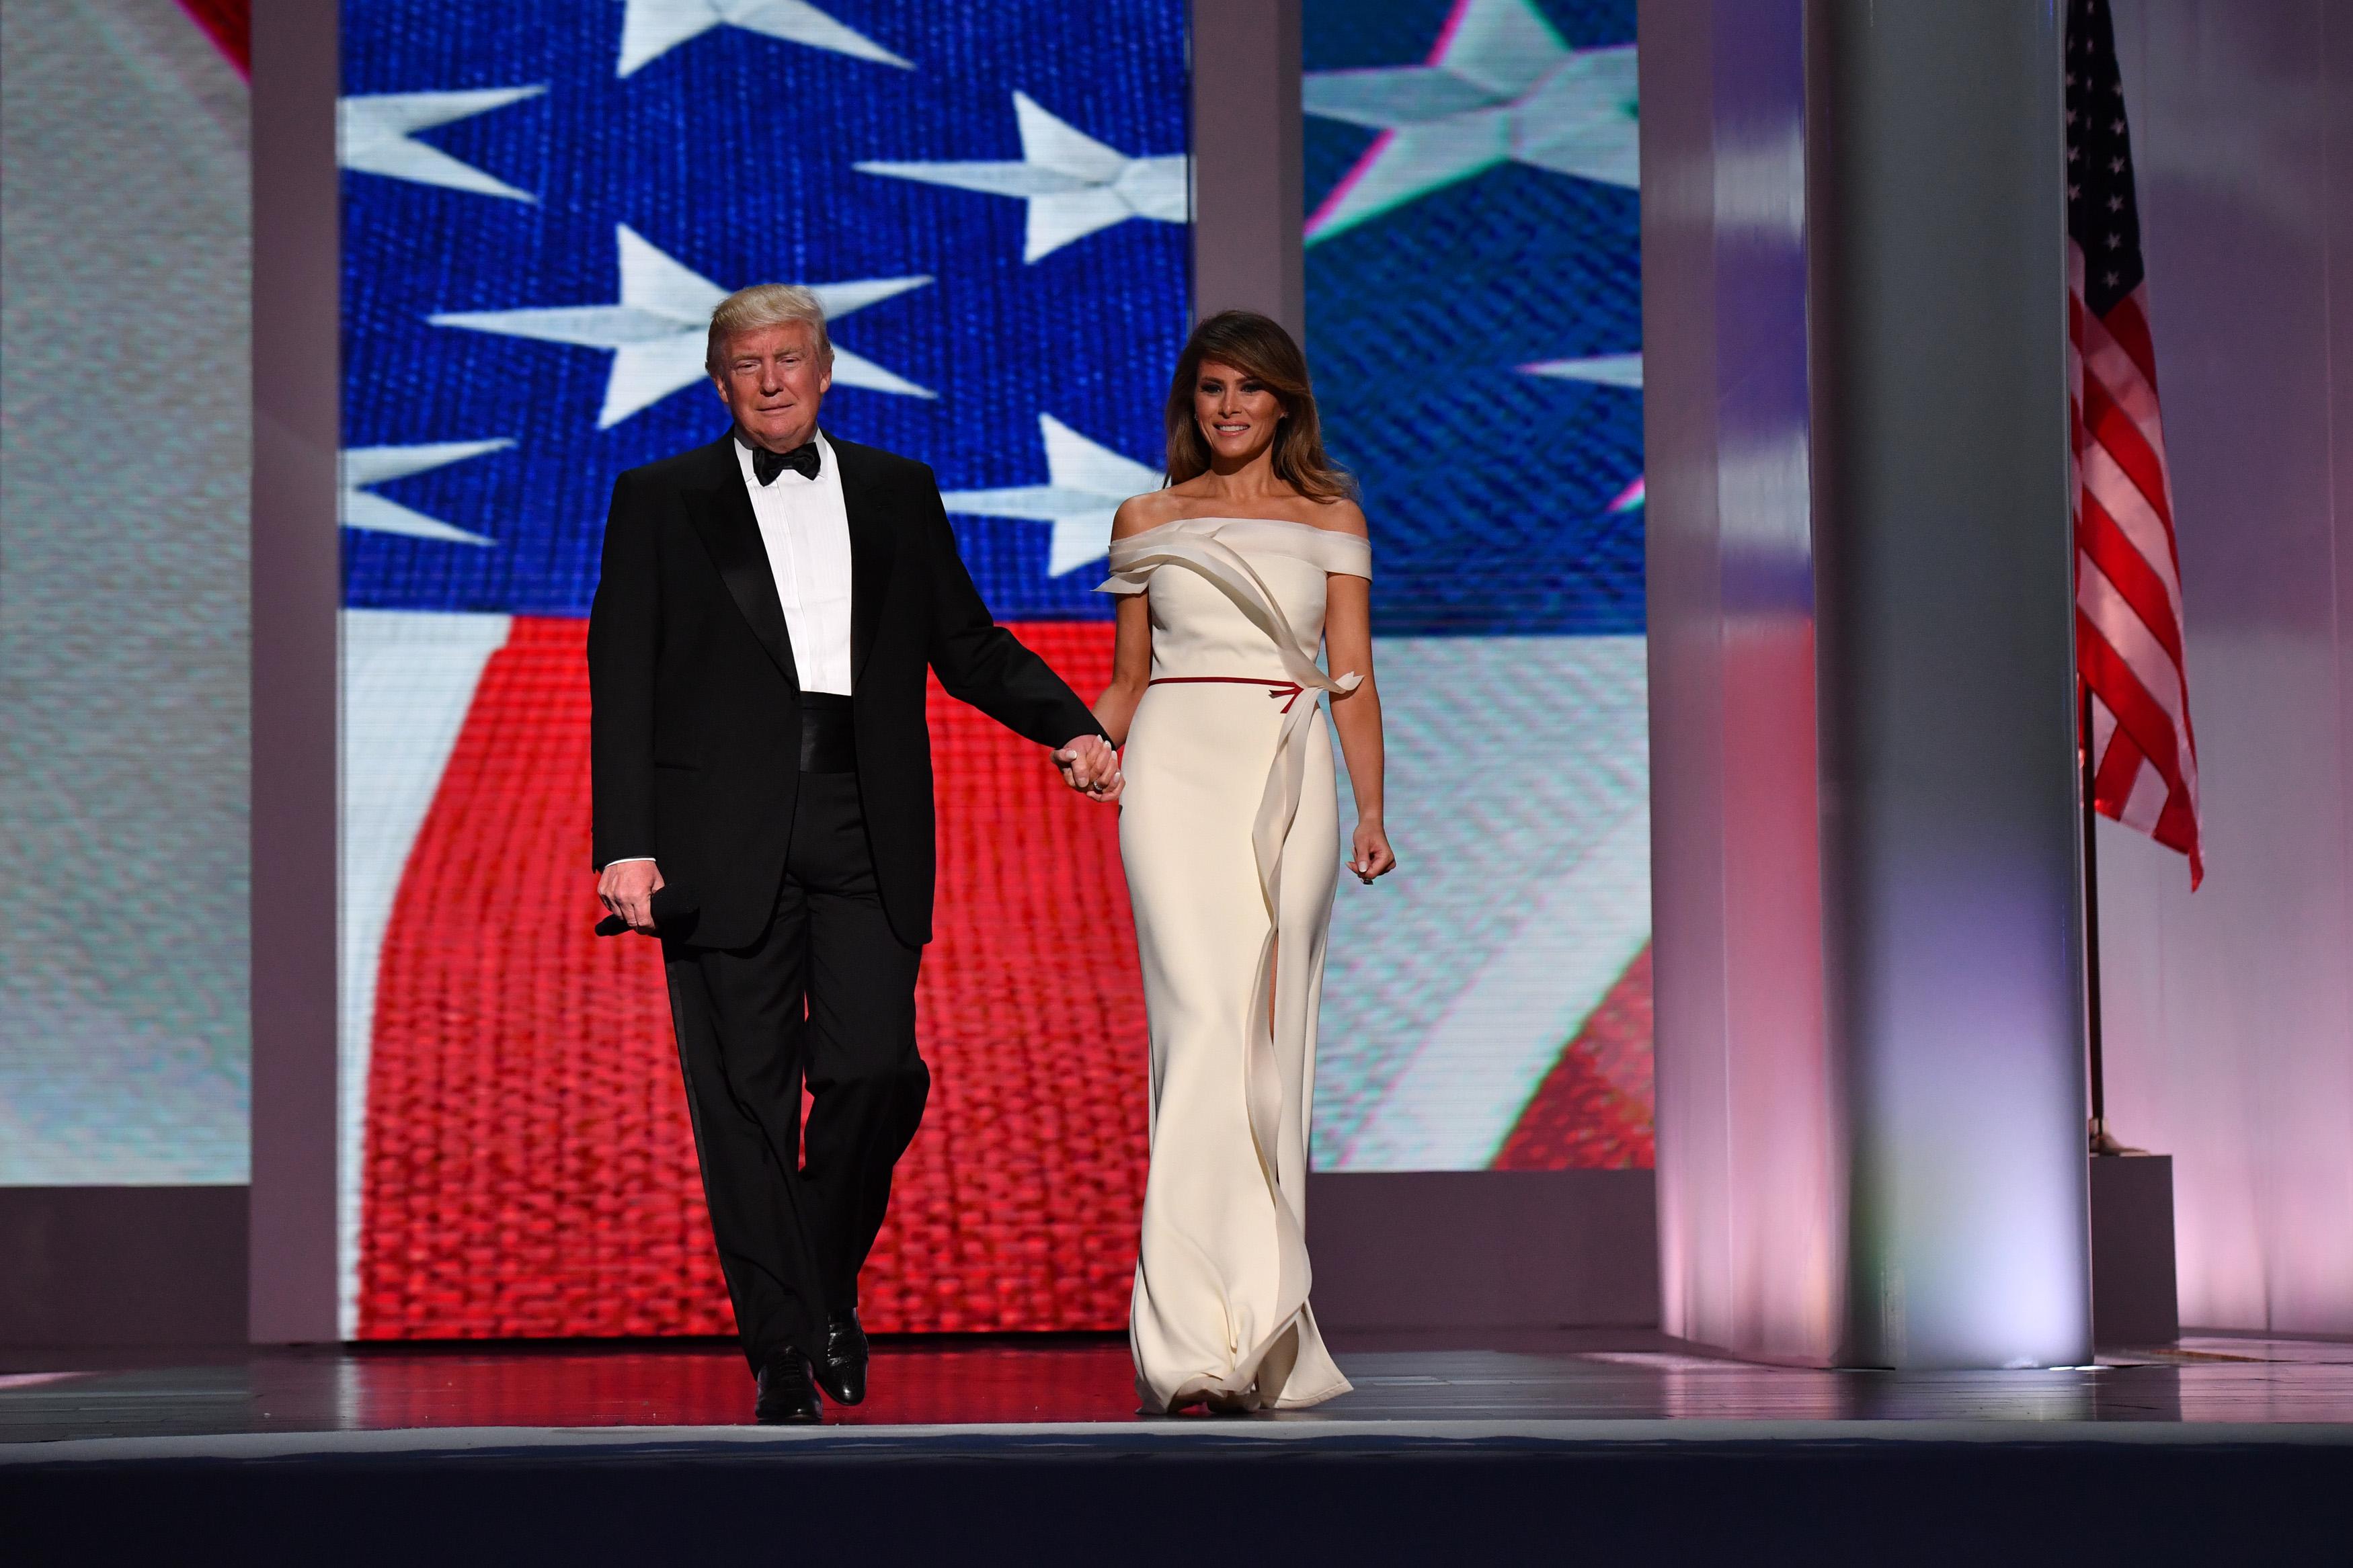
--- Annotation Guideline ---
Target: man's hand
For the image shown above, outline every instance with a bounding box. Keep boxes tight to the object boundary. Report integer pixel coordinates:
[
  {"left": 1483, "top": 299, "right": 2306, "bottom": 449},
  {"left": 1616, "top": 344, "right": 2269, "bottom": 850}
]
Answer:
[
  {"left": 597, "top": 859, "right": 666, "bottom": 934},
  {"left": 1053, "top": 735, "right": 1124, "bottom": 804}
]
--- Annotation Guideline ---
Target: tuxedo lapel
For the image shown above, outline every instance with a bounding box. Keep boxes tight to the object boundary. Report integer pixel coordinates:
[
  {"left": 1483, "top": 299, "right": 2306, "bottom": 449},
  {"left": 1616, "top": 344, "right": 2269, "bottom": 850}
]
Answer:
[
  {"left": 830, "top": 433, "right": 898, "bottom": 682},
  {"left": 684, "top": 438, "right": 799, "bottom": 688}
]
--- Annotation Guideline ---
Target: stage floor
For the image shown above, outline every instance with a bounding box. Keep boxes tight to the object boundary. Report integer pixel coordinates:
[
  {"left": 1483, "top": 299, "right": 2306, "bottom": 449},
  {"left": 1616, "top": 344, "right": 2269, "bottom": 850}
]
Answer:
[
  {"left": 5, "top": 1328, "right": 2352, "bottom": 1442},
  {"left": 9, "top": 1332, "right": 2350, "bottom": 1565}
]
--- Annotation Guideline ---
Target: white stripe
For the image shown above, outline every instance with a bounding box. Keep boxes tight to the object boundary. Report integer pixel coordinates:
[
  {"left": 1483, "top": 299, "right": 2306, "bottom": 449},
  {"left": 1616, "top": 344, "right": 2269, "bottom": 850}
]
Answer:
[
  {"left": 2089, "top": 690, "right": 2118, "bottom": 770},
  {"left": 337, "top": 608, "right": 512, "bottom": 1339},
  {"left": 2079, "top": 292, "right": 2171, "bottom": 475},
  {"left": 2077, "top": 554, "right": 2189, "bottom": 733},
  {"left": 2080, "top": 442, "right": 2187, "bottom": 630},
  {"left": 1314, "top": 636, "right": 1650, "bottom": 1169},
  {"left": 2119, "top": 755, "right": 2170, "bottom": 832},
  {"left": 2077, "top": 559, "right": 2198, "bottom": 810},
  {"left": 1337, "top": 803, "right": 1652, "bottom": 1171}
]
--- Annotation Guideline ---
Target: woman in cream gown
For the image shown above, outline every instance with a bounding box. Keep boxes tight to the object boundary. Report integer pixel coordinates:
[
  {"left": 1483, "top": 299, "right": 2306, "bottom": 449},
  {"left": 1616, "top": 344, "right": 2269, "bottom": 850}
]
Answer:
[{"left": 1088, "top": 311, "right": 1396, "bottom": 1413}]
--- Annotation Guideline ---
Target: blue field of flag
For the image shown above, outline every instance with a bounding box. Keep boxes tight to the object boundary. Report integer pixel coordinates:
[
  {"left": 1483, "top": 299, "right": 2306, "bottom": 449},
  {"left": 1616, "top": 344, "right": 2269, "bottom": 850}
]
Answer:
[
  {"left": 340, "top": 0, "right": 1638, "bottom": 636},
  {"left": 340, "top": 0, "right": 1189, "bottom": 624}
]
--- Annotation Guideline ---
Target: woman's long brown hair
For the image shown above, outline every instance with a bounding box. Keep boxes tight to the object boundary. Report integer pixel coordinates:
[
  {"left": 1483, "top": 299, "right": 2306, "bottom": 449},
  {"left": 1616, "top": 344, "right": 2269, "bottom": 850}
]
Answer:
[{"left": 1164, "top": 311, "right": 1355, "bottom": 501}]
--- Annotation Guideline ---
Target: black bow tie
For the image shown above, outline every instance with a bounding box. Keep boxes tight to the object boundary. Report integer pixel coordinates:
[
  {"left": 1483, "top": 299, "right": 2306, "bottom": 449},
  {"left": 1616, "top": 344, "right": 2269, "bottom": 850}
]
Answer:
[{"left": 752, "top": 440, "right": 821, "bottom": 485}]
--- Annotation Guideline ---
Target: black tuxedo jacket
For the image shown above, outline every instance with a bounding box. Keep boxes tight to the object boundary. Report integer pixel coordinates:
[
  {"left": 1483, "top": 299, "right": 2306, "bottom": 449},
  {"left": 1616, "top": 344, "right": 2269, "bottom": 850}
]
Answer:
[{"left": 587, "top": 431, "right": 1103, "bottom": 950}]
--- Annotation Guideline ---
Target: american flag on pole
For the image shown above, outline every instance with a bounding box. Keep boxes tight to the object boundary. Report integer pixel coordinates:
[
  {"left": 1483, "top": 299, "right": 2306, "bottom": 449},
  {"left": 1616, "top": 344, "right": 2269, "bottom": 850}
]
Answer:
[{"left": 2066, "top": 0, "right": 2202, "bottom": 886}]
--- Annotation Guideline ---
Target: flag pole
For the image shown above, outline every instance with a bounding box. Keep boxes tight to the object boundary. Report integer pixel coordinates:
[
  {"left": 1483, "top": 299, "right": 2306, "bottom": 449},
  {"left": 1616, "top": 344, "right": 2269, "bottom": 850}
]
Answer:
[{"left": 2081, "top": 681, "right": 2136, "bottom": 1156}]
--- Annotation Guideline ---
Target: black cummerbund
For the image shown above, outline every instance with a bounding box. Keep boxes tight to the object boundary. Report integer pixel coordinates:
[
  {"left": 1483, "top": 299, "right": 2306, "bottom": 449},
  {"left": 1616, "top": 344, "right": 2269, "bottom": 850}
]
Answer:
[{"left": 798, "top": 692, "right": 856, "bottom": 774}]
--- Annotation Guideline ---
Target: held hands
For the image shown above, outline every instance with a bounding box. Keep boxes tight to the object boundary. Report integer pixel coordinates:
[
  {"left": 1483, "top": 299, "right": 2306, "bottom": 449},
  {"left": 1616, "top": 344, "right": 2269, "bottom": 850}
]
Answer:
[
  {"left": 1348, "top": 818, "right": 1397, "bottom": 885},
  {"left": 597, "top": 859, "right": 666, "bottom": 934},
  {"left": 1053, "top": 735, "right": 1125, "bottom": 804}
]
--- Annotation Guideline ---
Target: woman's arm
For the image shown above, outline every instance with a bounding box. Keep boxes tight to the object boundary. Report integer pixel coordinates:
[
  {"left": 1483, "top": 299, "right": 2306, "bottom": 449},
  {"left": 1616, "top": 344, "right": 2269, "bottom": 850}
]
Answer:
[
  {"left": 1094, "top": 591, "right": 1154, "bottom": 747},
  {"left": 1091, "top": 497, "right": 1158, "bottom": 748},
  {"left": 1322, "top": 572, "right": 1396, "bottom": 882}
]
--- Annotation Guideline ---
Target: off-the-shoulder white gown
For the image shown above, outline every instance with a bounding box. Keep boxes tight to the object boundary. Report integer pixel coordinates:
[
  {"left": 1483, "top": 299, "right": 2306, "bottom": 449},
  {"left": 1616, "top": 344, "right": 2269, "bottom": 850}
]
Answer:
[{"left": 1099, "top": 516, "right": 1371, "bottom": 1413}]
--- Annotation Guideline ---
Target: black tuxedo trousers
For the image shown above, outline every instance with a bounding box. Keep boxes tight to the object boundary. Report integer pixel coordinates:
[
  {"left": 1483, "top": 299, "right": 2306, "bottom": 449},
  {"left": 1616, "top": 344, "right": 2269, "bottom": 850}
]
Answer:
[
  {"left": 664, "top": 770, "right": 924, "bottom": 1365},
  {"left": 586, "top": 431, "right": 1103, "bottom": 1368}
]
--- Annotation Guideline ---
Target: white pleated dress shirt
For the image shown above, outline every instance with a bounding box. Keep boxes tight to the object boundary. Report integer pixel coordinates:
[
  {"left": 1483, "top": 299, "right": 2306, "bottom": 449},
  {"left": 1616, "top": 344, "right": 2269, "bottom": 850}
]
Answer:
[{"left": 737, "top": 430, "right": 854, "bottom": 696}]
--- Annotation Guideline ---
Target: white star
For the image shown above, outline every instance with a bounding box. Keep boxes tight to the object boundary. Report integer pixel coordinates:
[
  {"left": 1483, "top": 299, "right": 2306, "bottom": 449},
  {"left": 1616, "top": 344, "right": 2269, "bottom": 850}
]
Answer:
[
  {"left": 939, "top": 413, "right": 1160, "bottom": 575},
  {"left": 857, "top": 93, "right": 1189, "bottom": 263},
  {"left": 616, "top": 0, "right": 909, "bottom": 76},
  {"left": 1520, "top": 352, "right": 1641, "bottom": 388},
  {"left": 1302, "top": 0, "right": 1636, "bottom": 243},
  {"left": 430, "top": 225, "right": 933, "bottom": 427},
  {"left": 342, "top": 440, "right": 513, "bottom": 545},
  {"left": 337, "top": 87, "right": 544, "bottom": 201}
]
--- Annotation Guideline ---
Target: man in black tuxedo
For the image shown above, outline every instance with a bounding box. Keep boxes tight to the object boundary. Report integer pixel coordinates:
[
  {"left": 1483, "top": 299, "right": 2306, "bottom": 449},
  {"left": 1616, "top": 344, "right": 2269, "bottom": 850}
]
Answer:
[{"left": 588, "top": 284, "right": 1119, "bottom": 1423}]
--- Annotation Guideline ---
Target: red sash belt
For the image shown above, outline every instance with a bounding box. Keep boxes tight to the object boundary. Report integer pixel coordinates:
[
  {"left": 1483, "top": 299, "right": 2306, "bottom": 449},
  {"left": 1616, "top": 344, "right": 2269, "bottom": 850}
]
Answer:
[{"left": 1146, "top": 675, "right": 1311, "bottom": 713}]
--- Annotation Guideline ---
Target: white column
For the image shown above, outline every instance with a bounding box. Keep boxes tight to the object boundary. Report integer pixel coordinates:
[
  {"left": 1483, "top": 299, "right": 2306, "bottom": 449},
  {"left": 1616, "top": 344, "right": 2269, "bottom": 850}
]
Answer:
[{"left": 1644, "top": 0, "right": 2093, "bottom": 1368}]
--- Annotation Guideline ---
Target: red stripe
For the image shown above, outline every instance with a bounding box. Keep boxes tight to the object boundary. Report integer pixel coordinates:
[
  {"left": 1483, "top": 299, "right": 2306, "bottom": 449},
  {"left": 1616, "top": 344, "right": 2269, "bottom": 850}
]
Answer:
[
  {"left": 359, "top": 620, "right": 706, "bottom": 1337},
  {"left": 2154, "top": 794, "right": 2204, "bottom": 884},
  {"left": 874, "top": 622, "right": 1148, "bottom": 1331},
  {"left": 359, "top": 618, "right": 1148, "bottom": 1338},
  {"left": 2100, "top": 291, "right": 2161, "bottom": 395},
  {"left": 2078, "top": 615, "right": 2190, "bottom": 814},
  {"left": 1491, "top": 946, "right": 1654, "bottom": 1171},
  {"left": 2081, "top": 374, "right": 2176, "bottom": 537},
  {"left": 2093, "top": 724, "right": 2147, "bottom": 813},
  {"left": 2078, "top": 493, "right": 2186, "bottom": 668},
  {"left": 174, "top": 0, "right": 248, "bottom": 78}
]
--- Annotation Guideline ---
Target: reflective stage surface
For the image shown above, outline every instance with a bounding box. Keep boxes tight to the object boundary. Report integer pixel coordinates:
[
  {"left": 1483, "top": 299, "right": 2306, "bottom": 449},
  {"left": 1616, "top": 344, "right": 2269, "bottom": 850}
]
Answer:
[
  {"left": 5, "top": 1330, "right": 2352, "bottom": 1442},
  {"left": 9, "top": 1332, "right": 2350, "bottom": 1567}
]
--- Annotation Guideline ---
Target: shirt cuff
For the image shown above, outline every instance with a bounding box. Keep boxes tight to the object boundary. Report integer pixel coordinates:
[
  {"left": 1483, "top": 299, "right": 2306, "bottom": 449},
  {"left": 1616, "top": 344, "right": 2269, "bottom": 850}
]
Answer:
[{"left": 604, "top": 856, "right": 656, "bottom": 866}]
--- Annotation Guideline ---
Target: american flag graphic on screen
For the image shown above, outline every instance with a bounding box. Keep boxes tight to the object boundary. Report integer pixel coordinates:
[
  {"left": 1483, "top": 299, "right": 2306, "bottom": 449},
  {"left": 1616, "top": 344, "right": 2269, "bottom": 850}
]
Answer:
[
  {"left": 2067, "top": 0, "right": 2202, "bottom": 884},
  {"left": 337, "top": 0, "right": 1652, "bottom": 1342}
]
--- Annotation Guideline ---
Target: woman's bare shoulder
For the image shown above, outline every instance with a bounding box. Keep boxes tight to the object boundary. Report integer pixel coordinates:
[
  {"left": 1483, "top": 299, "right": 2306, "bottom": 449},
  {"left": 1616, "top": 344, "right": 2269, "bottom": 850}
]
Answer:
[
  {"left": 1300, "top": 495, "right": 1369, "bottom": 539},
  {"left": 1111, "top": 489, "right": 1183, "bottom": 540}
]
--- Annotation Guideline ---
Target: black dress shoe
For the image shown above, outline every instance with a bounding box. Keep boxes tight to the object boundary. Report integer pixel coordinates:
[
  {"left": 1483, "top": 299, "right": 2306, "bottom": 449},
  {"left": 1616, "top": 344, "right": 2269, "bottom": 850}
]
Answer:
[
  {"left": 815, "top": 1311, "right": 869, "bottom": 1406},
  {"left": 755, "top": 1352, "right": 822, "bottom": 1425}
]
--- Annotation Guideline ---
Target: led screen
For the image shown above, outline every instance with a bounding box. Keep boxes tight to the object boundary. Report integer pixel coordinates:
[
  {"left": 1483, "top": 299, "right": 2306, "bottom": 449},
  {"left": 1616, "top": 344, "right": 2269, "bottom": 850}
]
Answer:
[
  {"left": 1304, "top": 0, "right": 1652, "bottom": 1173},
  {"left": 337, "top": 0, "right": 1648, "bottom": 1342},
  {"left": 338, "top": 0, "right": 1185, "bottom": 1336},
  {"left": 0, "top": 0, "right": 251, "bottom": 1184}
]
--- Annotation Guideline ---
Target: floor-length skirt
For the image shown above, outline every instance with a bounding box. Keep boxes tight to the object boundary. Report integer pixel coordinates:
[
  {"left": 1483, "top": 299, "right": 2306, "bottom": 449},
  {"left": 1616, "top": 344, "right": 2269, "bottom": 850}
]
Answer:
[{"left": 1120, "top": 681, "right": 1352, "bottom": 1412}]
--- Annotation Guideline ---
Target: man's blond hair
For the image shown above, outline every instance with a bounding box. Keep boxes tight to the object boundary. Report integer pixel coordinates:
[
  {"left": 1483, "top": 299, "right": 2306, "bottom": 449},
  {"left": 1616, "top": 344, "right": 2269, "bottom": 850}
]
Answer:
[{"left": 706, "top": 284, "right": 832, "bottom": 375}]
